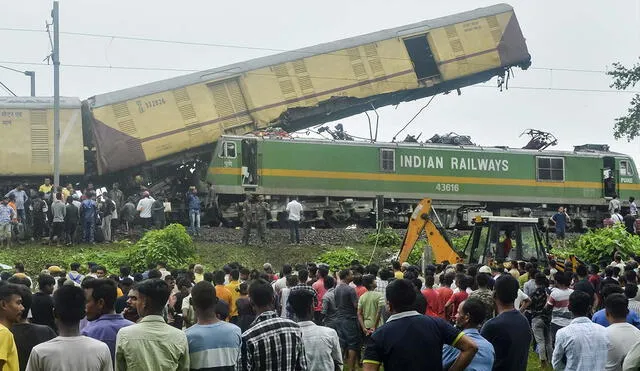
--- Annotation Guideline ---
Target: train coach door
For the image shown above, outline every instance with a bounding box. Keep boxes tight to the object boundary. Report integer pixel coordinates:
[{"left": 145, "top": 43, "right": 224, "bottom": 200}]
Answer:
[
  {"left": 403, "top": 34, "right": 441, "bottom": 81},
  {"left": 241, "top": 139, "right": 258, "bottom": 188},
  {"left": 603, "top": 156, "right": 617, "bottom": 197}
]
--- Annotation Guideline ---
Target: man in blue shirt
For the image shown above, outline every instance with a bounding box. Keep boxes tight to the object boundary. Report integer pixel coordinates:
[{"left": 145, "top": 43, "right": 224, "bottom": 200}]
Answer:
[
  {"left": 550, "top": 206, "right": 570, "bottom": 248},
  {"left": 592, "top": 284, "right": 640, "bottom": 328},
  {"left": 443, "top": 298, "right": 495, "bottom": 370},
  {"left": 80, "top": 193, "right": 98, "bottom": 244},
  {"left": 187, "top": 187, "right": 201, "bottom": 237},
  {"left": 5, "top": 184, "right": 28, "bottom": 223},
  {"left": 185, "top": 281, "right": 241, "bottom": 370},
  {"left": 81, "top": 278, "right": 133, "bottom": 362},
  {"left": 0, "top": 196, "right": 16, "bottom": 248}
]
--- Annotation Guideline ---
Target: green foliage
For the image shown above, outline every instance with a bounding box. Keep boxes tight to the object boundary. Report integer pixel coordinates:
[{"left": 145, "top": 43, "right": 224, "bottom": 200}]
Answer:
[
  {"left": 406, "top": 241, "right": 425, "bottom": 266},
  {"left": 554, "top": 225, "right": 640, "bottom": 264},
  {"left": 608, "top": 60, "right": 640, "bottom": 141},
  {"left": 365, "top": 228, "right": 402, "bottom": 247},
  {"left": 452, "top": 235, "right": 470, "bottom": 252},
  {"left": 127, "top": 224, "right": 196, "bottom": 272},
  {"left": 317, "top": 247, "right": 361, "bottom": 271}
]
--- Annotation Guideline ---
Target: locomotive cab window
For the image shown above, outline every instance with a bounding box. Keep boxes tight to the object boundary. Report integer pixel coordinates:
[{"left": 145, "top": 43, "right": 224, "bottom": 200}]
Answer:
[
  {"left": 620, "top": 160, "right": 633, "bottom": 176},
  {"left": 536, "top": 156, "right": 564, "bottom": 181},
  {"left": 380, "top": 149, "right": 395, "bottom": 172},
  {"left": 221, "top": 141, "right": 237, "bottom": 158}
]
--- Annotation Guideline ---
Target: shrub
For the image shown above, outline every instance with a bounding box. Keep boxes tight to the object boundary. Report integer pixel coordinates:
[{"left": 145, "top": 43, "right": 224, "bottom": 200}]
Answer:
[
  {"left": 553, "top": 225, "right": 640, "bottom": 264},
  {"left": 317, "top": 247, "right": 361, "bottom": 272},
  {"left": 127, "top": 224, "right": 196, "bottom": 272},
  {"left": 365, "top": 228, "right": 402, "bottom": 247}
]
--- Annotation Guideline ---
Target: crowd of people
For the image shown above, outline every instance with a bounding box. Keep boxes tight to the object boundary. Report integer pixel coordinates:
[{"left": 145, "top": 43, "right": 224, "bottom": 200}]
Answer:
[
  {"left": 0, "top": 179, "right": 207, "bottom": 247},
  {"left": 1, "top": 254, "right": 640, "bottom": 370}
]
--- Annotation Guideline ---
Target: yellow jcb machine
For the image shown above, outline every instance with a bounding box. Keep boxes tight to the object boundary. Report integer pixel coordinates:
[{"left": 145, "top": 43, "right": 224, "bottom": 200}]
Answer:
[{"left": 398, "top": 199, "right": 550, "bottom": 266}]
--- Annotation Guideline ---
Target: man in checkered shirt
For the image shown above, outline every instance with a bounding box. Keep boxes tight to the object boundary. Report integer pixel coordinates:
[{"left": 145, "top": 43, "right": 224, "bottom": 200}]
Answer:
[{"left": 239, "top": 279, "right": 307, "bottom": 370}]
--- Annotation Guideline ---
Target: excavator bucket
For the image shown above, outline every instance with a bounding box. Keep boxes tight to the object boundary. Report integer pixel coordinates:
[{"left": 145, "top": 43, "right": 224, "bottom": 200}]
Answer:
[{"left": 398, "top": 198, "right": 461, "bottom": 264}]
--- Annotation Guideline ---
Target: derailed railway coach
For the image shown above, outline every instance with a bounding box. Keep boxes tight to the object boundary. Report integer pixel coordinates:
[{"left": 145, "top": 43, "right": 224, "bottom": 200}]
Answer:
[{"left": 207, "top": 135, "right": 640, "bottom": 229}]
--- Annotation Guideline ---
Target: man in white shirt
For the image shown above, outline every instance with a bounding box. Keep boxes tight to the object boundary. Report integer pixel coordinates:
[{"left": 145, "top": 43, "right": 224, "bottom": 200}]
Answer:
[
  {"left": 136, "top": 191, "right": 155, "bottom": 229},
  {"left": 289, "top": 285, "right": 342, "bottom": 371},
  {"left": 286, "top": 198, "right": 303, "bottom": 244},
  {"left": 612, "top": 209, "right": 624, "bottom": 224},
  {"left": 26, "top": 285, "right": 112, "bottom": 371},
  {"left": 605, "top": 293, "right": 640, "bottom": 371},
  {"left": 610, "top": 194, "right": 622, "bottom": 215},
  {"left": 552, "top": 291, "right": 608, "bottom": 371}
]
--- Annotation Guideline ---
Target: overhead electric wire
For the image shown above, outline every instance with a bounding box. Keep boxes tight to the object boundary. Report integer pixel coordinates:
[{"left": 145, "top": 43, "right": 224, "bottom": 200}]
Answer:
[
  {"left": 2, "top": 58, "right": 639, "bottom": 96},
  {"left": 1, "top": 59, "right": 638, "bottom": 96},
  {"left": 0, "top": 64, "right": 27, "bottom": 74},
  {"left": 0, "top": 81, "right": 17, "bottom": 96},
  {"left": 392, "top": 94, "right": 436, "bottom": 142},
  {"left": 0, "top": 26, "right": 616, "bottom": 74}
]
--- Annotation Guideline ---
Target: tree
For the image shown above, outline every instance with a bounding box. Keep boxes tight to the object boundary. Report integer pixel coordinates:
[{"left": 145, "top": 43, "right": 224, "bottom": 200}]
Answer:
[{"left": 608, "top": 59, "right": 640, "bottom": 141}]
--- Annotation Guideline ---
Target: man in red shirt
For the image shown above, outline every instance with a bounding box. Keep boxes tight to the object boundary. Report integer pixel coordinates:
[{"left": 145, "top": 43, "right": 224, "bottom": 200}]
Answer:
[
  {"left": 421, "top": 275, "right": 439, "bottom": 316},
  {"left": 445, "top": 275, "right": 470, "bottom": 322},
  {"left": 311, "top": 265, "right": 329, "bottom": 323},
  {"left": 436, "top": 272, "right": 455, "bottom": 319}
]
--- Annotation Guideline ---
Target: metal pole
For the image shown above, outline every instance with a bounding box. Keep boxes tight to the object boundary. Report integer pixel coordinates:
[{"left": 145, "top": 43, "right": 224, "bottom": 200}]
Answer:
[
  {"left": 52, "top": 1, "right": 60, "bottom": 186},
  {"left": 25, "top": 71, "right": 35, "bottom": 96}
]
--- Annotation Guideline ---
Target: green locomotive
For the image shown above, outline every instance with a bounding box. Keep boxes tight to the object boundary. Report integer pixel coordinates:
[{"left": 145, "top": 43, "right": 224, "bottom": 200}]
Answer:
[{"left": 206, "top": 135, "right": 640, "bottom": 229}]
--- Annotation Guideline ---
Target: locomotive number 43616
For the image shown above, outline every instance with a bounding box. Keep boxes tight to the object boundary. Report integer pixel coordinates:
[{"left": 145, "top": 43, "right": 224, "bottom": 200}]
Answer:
[{"left": 435, "top": 183, "right": 460, "bottom": 192}]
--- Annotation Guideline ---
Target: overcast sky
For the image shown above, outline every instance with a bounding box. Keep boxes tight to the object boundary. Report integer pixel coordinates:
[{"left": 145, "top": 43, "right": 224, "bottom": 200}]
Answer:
[{"left": 2, "top": 1, "right": 640, "bottom": 165}]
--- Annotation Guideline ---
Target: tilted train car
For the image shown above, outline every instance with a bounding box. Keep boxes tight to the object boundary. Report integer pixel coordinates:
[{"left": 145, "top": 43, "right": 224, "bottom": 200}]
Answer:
[
  {"left": 0, "top": 97, "right": 85, "bottom": 188},
  {"left": 84, "top": 3, "right": 530, "bottom": 178},
  {"left": 207, "top": 135, "right": 640, "bottom": 229}
]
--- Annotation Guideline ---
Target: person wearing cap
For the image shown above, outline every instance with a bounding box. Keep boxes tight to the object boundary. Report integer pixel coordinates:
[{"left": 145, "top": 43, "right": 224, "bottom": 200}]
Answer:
[
  {"left": 469, "top": 271, "right": 495, "bottom": 322},
  {"left": 0, "top": 195, "right": 16, "bottom": 248},
  {"left": 136, "top": 191, "right": 155, "bottom": 230}
]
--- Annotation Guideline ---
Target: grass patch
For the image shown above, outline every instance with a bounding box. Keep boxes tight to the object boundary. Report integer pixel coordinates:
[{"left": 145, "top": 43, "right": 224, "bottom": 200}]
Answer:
[{"left": 0, "top": 241, "right": 395, "bottom": 275}]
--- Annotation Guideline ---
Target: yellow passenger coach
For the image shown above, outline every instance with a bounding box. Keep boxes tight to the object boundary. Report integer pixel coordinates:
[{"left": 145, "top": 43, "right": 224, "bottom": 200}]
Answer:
[{"left": 0, "top": 97, "right": 85, "bottom": 181}]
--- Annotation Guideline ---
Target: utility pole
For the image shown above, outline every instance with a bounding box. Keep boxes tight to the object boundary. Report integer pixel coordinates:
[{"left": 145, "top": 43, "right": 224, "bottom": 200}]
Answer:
[
  {"left": 25, "top": 71, "right": 35, "bottom": 97},
  {"left": 52, "top": 1, "right": 60, "bottom": 186}
]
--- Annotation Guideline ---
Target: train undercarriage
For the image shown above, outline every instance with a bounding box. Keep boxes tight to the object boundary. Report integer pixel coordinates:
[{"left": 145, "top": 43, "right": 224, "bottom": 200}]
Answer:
[{"left": 212, "top": 193, "right": 612, "bottom": 232}]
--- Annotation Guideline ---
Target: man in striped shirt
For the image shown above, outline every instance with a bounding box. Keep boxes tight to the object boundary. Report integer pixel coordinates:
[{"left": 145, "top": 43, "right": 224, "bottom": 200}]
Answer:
[
  {"left": 626, "top": 284, "right": 640, "bottom": 315},
  {"left": 239, "top": 279, "right": 307, "bottom": 371},
  {"left": 545, "top": 271, "right": 574, "bottom": 345}
]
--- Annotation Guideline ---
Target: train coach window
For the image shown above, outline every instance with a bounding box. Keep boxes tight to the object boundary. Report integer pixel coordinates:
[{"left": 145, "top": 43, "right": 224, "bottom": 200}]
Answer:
[
  {"left": 536, "top": 156, "right": 564, "bottom": 181},
  {"left": 620, "top": 160, "right": 633, "bottom": 176},
  {"left": 380, "top": 149, "right": 395, "bottom": 172},
  {"left": 222, "top": 142, "right": 237, "bottom": 158}
]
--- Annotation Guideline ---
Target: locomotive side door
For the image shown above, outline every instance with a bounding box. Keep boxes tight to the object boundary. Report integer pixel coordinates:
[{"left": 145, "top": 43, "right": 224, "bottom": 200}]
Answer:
[
  {"left": 241, "top": 138, "right": 258, "bottom": 188},
  {"left": 603, "top": 156, "right": 617, "bottom": 197}
]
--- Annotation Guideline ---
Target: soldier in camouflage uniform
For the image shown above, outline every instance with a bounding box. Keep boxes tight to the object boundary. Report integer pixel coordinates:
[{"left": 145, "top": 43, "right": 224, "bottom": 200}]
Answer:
[{"left": 242, "top": 194, "right": 269, "bottom": 245}]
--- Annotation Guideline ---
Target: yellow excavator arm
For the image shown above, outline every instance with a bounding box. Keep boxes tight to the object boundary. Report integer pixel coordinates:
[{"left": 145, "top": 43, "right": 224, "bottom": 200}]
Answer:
[{"left": 398, "top": 198, "right": 463, "bottom": 264}]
